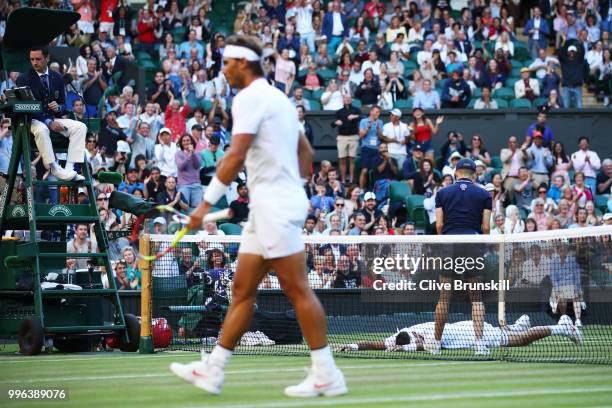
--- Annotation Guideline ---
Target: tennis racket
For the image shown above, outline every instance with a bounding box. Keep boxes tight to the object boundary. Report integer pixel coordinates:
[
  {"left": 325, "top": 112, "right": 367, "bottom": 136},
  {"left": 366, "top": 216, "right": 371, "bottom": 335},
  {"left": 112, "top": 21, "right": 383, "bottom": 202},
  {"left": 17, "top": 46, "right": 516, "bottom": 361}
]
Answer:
[{"left": 140, "top": 205, "right": 231, "bottom": 262}]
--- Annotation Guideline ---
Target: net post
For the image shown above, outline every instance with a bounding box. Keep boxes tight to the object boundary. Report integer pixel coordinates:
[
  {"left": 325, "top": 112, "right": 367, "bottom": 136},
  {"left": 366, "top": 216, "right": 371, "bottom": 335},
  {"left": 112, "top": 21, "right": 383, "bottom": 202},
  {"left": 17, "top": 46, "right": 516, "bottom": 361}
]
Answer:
[
  {"left": 139, "top": 233, "right": 154, "bottom": 354},
  {"left": 498, "top": 240, "right": 506, "bottom": 328}
]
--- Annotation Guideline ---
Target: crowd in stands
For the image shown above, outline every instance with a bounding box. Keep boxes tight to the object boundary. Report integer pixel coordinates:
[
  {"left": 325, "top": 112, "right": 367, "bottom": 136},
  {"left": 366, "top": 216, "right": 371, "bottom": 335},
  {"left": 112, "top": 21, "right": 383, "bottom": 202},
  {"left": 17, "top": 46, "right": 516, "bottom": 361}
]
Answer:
[{"left": 0, "top": 0, "right": 610, "bottom": 291}]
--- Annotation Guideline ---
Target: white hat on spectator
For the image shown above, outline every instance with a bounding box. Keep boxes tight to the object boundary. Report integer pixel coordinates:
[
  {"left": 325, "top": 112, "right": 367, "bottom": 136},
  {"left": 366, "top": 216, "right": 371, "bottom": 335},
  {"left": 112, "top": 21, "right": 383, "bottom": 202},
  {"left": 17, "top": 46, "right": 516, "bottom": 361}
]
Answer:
[
  {"left": 116, "top": 140, "right": 131, "bottom": 153},
  {"left": 390, "top": 108, "right": 402, "bottom": 118},
  {"left": 77, "top": 187, "right": 87, "bottom": 195},
  {"left": 205, "top": 243, "right": 225, "bottom": 253},
  {"left": 159, "top": 127, "right": 172, "bottom": 135},
  {"left": 568, "top": 45, "right": 578, "bottom": 52},
  {"left": 153, "top": 217, "right": 166, "bottom": 225},
  {"left": 450, "top": 151, "right": 463, "bottom": 160},
  {"left": 603, "top": 213, "right": 612, "bottom": 222},
  {"left": 364, "top": 191, "right": 376, "bottom": 201},
  {"left": 475, "top": 160, "right": 486, "bottom": 168},
  {"left": 484, "top": 183, "right": 495, "bottom": 192}
]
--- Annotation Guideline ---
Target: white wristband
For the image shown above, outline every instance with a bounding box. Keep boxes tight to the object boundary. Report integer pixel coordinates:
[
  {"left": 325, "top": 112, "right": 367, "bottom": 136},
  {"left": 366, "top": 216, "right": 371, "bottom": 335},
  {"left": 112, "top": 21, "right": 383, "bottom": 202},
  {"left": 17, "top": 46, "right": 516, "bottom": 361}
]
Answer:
[
  {"left": 203, "top": 176, "right": 228, "bottom": 205},
  {"left": 349, "top": 343, "right": 358, "bottom": 351}
]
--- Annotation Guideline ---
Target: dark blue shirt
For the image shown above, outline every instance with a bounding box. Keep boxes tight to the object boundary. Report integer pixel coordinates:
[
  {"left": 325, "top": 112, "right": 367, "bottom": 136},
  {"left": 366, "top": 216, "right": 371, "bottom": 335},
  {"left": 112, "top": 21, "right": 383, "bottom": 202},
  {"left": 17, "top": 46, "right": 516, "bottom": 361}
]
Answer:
[{"left": 435, "top": 178, "right": 492, "bottom": 235}]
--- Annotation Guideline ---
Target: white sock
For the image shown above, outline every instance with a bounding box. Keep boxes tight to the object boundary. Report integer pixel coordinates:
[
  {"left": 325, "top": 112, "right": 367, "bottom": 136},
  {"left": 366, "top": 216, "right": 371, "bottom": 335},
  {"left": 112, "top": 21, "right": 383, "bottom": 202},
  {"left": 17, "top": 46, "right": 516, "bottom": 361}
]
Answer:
[
  {"left": 207, "top": 345, "right": 232, "bottom": 369},
  {"left": 311, "top": 345, "right": 336, "bottom": 373},
  {"left": 65, "top": 161, "right": 75, "bottom": 172},
  {"left": 550, "top": 325, "right": 564, "bottom": 336}
]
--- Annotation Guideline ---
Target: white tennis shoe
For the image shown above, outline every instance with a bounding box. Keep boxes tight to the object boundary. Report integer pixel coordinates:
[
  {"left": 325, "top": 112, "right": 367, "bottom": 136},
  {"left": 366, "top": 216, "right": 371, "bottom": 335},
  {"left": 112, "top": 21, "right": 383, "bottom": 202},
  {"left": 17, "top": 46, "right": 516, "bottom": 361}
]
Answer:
[
  {"left": 169, "top": 354, "right": 224, "bottom": 395},
  {"left": 284, "top": 368, "right": 347, "bottom": 398},
  {"left": 557, "top": 315, "right": 583, "bottom": 345}
]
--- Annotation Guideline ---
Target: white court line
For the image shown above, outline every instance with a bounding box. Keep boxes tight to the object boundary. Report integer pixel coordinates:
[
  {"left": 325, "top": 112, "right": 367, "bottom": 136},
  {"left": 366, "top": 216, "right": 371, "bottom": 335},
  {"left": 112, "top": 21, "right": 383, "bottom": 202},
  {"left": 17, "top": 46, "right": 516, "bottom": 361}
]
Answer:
[
  {"left": 0, "top": 361, "right": 487, "bottom": 384},
  {"left": 201, "top": 386, "right": 612, "bottom": 408}
]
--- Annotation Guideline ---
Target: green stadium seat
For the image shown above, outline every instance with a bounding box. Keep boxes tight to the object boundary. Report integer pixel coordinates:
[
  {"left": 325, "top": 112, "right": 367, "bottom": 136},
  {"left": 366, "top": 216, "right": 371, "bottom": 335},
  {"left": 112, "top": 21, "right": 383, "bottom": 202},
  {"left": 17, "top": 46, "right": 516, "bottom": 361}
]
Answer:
[
  {"left": 435, "top": 156, "right": 446, "bottom": 171},
  {"left": 491, "top": 155, "right": 503, "bottom": 169},
  {"left": 405, "top": 194, "right": 425, "bottom": 213},
  {"left": 310, "top": 88, "right": 324, "bottom": 100},
  {"left": 486, "top": 168, "right": 501, "bottom": 179},
  {"left": 468, "top": 98, "right": 477, "bottom": 108},
  {"left": 308, "top": 99, "right": 322, "bottom": 110},
  {"left": 301, "top": 89, "right": 312, "bottom": 99},
  {"left": 394, "top": 98, "right": 413, "bottom": 109},
  {"left": 511, "top": 60, "right": 523, "bottom": 69},
  {"left": 510, "top": 98, "right": 533, "bottom": 109},
  {"left": 594, "top": 195, "right": 608, "bottom": 212},
  {"left": 472, "top": 88, "right": 482, "bottom": 98},
  {"left": 494, "top": 87, "right": 515, "bottom": 101},
  {"left": 505, "top": 77, "right": 520, "bottom": 88},
  {"left": 352, "top": 99, "right": 362, "bottom": 109},
  {"left": 510, "top": 67, "right": 523, "bottom": 78},
  {"left": 402, "top": 60, "right": 417, "bottom": 74},
  {"left": 216, "top": 196, "right": 229, "bottom": 209},
  {"left": 532, "top": 98, "right": 546, "bottom": 108},
  {"left": 135, "top": 51, "right": 153, "bottom": 62},
  {"left": 86, "top": 118, "right": 101, "bottom": 133},
  {"left": 219, "top": 223, "right": 242, "bottom": 235},
  {"left": 200, "top": 99, "right": 213, "bottom": 113},
  {"left": 389, "top": 181, "right": 411, "bottom": 204},
  {"left": 318, "top": 69, "right": 337, "bottom": 82},
  {"left": 494, "top": 98, "right": 509, "bottom": 108},
  {"left": 514, "top": 45, "right": 531, "bottom": 62},
  {"left": 411, "top": 206, "right": 429, "bottom": 230},
  {"left": 172, "top": 26, "right": 187, "bottom": 43}
]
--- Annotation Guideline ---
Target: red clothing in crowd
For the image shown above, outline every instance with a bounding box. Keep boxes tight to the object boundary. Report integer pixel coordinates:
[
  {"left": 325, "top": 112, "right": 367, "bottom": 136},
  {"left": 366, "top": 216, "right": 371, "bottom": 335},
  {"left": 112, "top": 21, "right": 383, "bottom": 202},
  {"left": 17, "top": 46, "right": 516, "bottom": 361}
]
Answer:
[
  {"left": 100, "top": 0, "right": 117, "bottom": 23},
  {"left": 165, "top": 102, "right": 190, "bottom": 142},
  {"left": 137, "top": 17, "right": 156, "bottom": 44}
]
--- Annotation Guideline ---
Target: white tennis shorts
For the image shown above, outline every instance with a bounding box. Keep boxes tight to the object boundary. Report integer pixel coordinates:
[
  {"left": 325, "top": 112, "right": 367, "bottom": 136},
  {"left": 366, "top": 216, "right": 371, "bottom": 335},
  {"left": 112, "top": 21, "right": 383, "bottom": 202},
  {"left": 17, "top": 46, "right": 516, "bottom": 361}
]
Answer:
[{"left": 239, "top": 202, "right": 308, "bottom": 259}]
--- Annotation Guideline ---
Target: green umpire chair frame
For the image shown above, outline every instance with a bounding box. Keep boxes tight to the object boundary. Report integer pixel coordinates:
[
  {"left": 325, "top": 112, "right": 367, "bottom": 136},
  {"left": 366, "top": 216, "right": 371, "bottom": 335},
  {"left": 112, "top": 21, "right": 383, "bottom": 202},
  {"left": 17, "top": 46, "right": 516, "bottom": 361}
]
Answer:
[{"left": 0, "top": 8, "right": 139, "bottom": 355}]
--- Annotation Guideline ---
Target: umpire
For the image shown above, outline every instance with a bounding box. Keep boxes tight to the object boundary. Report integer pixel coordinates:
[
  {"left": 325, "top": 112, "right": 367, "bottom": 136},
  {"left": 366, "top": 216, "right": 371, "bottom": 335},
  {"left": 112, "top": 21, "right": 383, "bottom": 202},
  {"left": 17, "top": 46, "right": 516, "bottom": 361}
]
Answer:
[{"left": 431, "top": 158, "right": 492, "bottom": 355}]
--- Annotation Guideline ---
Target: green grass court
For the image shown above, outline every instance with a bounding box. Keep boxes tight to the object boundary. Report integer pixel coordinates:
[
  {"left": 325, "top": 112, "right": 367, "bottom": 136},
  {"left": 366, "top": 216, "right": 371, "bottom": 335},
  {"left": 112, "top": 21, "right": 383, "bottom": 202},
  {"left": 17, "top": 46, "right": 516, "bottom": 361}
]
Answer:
[{"left": 1, "top": 350, "right": 612, "bottom": 408}]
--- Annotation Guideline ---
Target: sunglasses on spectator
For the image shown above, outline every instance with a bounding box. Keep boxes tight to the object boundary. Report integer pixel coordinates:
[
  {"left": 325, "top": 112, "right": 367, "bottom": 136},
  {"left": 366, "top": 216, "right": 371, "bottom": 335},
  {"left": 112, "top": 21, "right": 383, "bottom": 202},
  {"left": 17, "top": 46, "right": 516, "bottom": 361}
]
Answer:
[
  {"left": 539, "top": 190, "right": 547, "bottom": 194},
  {"left": 335, "top": 203, "right": 345, "bottom": 207},
  {"left": 87, "top": 139, "right": 96, "bottom": 143},
  {"left": 97, "top": 197, "right": 109, "bottom": 201}
]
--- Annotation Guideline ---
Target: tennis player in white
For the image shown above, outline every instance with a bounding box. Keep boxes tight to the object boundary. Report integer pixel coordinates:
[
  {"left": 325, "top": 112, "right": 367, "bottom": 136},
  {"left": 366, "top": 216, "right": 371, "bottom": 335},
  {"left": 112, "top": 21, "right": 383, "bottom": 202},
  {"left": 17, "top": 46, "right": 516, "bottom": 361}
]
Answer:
[
  {"left": 335, "top": 315, "right": 583, "bottom": 352},
  {"left": 169, "top": 35, "right": 347, "bottom": 398}
]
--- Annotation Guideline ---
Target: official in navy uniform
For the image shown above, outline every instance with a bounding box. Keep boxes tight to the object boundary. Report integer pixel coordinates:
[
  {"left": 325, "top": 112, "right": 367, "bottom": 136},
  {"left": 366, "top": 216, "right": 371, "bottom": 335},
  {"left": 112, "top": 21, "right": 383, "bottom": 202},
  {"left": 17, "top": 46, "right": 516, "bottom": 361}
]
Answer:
[
  {"left": 431, "top": 158, "right": 492, "bottom": 355},
  {"left": 16, "top": 47, "right": 86, "bottom": 181}
]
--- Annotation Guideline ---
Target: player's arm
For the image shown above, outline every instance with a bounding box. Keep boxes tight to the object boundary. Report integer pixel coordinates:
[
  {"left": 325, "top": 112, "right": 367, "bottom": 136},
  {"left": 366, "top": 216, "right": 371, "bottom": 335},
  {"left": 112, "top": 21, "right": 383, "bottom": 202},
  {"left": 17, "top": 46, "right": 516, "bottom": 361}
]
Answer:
[
  {"left": 481, "top": 209, "right": 491, "bottom": 234},
  {"left": 188, "top": 133, "right": 252, "bottom": 229},
  {"left": 435, "top": 207, "right": 444, "bottom": 235},
  {"left": 335, "top": 341, "right": 386, "bottom": 351},
  {"left": 298, "top": 131, "right": 314, "bottom": 179}
]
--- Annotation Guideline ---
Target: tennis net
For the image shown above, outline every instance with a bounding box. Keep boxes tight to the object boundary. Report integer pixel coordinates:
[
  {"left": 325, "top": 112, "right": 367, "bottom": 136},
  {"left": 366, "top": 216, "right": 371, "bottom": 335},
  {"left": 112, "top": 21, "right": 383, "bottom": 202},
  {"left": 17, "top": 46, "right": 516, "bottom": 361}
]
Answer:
[{"left": 142, "top": 226, "right": 612, "bottom": 363}]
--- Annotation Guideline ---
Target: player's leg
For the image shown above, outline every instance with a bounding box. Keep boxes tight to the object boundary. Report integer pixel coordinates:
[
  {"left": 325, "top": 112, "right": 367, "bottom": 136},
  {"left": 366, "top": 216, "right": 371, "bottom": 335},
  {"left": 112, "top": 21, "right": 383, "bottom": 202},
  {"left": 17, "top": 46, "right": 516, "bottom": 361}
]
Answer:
[
  {"left": 273, "top": 252, "right": 327, "bottom": 348},
  {"left": 507, "top": 316, "right": 583, "bottom": 346},
  {"left": 273, "top": 252, "right": 347, "bottom": 397},
  {"left": 572, "top": 298, "right": 582, "bottom": 326},
  {"left": 169, "top": 253, "right": 269, "bottom": 394},
  {"left": 216, "top": 254, "right": 270, "bottom": 349},
  {"left": 467, "top": 278, "right": 484, "bottom": 341},
  {"left": 429, "top": 275, "right": 452, "bottom": 354}
]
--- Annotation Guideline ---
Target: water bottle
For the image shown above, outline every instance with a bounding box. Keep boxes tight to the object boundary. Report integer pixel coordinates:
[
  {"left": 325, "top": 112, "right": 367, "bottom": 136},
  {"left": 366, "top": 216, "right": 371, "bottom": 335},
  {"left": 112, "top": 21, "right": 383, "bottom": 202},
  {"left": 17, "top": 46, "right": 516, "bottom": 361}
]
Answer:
[{"left": 60, "top": 186, "right": 69, "bottom": 204}]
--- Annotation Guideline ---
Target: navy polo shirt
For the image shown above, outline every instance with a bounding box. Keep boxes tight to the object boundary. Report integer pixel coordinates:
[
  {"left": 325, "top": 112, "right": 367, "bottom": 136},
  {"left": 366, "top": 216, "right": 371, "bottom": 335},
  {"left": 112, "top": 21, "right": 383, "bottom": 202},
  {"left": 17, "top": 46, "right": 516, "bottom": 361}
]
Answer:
[{"left": 435, "top": 178, "right": 492, "bottom": 235}]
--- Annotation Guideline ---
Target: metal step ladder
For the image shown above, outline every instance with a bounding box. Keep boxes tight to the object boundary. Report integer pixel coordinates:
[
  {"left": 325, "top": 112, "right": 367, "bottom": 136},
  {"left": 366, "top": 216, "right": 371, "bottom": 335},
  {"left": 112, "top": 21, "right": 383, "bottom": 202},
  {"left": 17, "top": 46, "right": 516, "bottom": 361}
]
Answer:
[{"left": 0, "top": 94, "right": 134, "bottom": 353}]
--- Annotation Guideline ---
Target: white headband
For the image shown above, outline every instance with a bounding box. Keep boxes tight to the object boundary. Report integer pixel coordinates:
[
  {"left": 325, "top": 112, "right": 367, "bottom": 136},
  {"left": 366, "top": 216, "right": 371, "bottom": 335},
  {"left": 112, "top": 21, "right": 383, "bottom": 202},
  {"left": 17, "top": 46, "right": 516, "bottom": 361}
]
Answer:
[{"left": 223, "top": 44, "right": 261, "bottom": 61}]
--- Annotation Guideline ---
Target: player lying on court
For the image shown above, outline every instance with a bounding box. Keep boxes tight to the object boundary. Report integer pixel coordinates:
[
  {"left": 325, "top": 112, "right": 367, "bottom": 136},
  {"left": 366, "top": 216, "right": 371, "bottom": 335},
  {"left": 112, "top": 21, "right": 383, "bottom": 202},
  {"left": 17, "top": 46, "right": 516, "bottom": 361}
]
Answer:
[{"left": 335, "top": 315, "right": 583, "bottom": 353}]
